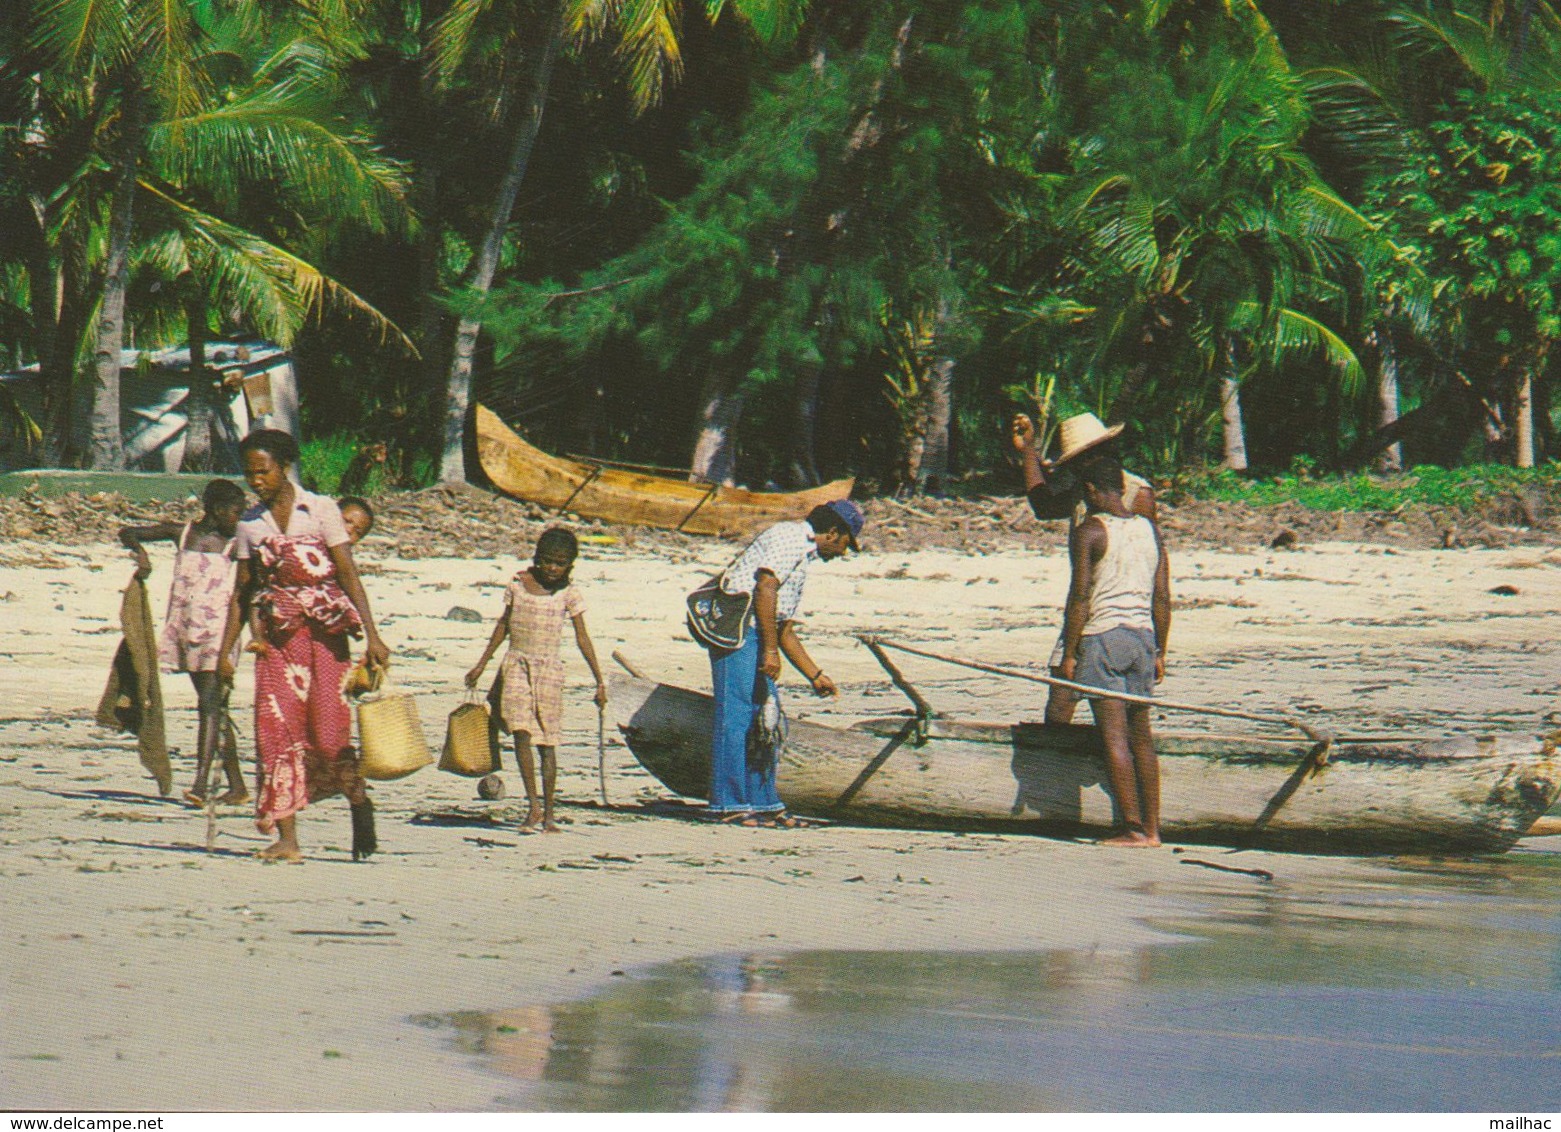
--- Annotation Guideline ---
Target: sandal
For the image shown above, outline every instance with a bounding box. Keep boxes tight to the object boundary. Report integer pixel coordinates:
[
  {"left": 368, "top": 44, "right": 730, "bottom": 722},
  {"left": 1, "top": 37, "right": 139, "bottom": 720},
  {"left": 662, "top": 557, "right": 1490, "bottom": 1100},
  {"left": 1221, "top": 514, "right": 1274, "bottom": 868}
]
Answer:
[
  {"left": 747, "top": 811, "right": 815, "bottom": 829},
  {"left": 707, "top": 811, "right": 756, "bottom": 825},
  {"left": 772, "top": 812, "right": 817, "bottom": 829}
]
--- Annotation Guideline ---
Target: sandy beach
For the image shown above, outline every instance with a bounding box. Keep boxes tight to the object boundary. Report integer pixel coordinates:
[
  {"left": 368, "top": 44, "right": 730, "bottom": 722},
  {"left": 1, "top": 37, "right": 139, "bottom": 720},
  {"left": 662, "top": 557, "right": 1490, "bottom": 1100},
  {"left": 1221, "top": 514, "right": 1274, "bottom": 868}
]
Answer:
[{"left": 3, "top": 522, "right": 1559, "bottom": 1111}]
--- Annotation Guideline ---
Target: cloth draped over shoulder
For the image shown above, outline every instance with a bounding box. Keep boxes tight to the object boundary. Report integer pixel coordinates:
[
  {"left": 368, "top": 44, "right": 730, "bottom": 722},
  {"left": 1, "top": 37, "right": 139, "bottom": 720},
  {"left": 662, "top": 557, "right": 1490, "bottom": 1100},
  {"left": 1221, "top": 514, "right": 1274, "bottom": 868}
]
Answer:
[{"left": 96, "top": 574, "right": 172, "bottom": 796}]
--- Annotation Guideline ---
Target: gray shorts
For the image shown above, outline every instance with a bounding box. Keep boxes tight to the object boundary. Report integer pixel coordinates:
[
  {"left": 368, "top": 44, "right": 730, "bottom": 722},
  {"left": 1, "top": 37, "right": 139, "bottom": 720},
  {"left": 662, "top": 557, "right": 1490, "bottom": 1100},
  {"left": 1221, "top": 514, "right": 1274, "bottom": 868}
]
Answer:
[{"left": 1075, "top": 626, "right": 1157, "bottom": 699}]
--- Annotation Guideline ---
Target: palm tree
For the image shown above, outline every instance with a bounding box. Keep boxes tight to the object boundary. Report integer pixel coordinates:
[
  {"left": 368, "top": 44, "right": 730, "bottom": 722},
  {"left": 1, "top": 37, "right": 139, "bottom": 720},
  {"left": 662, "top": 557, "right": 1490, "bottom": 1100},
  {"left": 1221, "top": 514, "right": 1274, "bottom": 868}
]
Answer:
[
  {"left": 27, "top": 0, "right": 413, "bottom": 469},
  {"left": 429, "top": 0, "right": 809, "bottom": 484},
  {"left": 1000, "top": 2, "right": 1371, "bottom": 470},
  {"left": 1278, "top": 0, "right": 1561, "bottom": 467}
]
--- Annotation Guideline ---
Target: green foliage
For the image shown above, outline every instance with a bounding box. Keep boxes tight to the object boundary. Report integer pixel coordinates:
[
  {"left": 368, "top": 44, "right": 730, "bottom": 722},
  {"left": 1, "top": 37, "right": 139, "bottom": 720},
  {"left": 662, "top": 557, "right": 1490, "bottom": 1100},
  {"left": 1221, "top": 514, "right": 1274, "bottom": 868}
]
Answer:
[
  {"left": 1370, "top": 88, "right": 1561, "bottom": 350},
  {"left": 4, "top": 0, "right": 1560, "bottom": 483},
  {"left": 1181, "top": 461, "right": 1561, "bottom": 511},
  {"left": 298, "top": 431, "right": 434, "bottom": 494}
]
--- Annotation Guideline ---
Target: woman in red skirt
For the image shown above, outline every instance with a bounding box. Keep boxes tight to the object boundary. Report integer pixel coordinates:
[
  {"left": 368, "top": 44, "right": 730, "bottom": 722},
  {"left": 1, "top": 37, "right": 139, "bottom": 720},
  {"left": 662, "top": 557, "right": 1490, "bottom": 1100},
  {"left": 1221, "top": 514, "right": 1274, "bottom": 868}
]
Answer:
[{"left": 217, "top": 429, "right": 390, "bottom": 862}]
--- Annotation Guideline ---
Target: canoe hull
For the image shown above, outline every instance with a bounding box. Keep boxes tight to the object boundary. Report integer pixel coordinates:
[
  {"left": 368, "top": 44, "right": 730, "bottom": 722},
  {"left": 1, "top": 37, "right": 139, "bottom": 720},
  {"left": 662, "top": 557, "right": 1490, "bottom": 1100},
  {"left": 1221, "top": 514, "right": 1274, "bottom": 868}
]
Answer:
[
  {"left": 612, "top": 674, "right": 1561, "bottom": 854},
  {"left": 475, "top": 405, "right": 853, "bottom": 537}
]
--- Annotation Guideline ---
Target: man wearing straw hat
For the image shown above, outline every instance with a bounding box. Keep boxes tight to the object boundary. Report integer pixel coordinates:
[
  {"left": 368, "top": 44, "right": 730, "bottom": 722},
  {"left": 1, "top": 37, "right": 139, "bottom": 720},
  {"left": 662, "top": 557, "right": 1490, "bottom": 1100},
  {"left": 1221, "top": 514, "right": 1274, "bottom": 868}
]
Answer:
[{"left": 1009, "top": 411, "right": 1157, "bottom": 724}]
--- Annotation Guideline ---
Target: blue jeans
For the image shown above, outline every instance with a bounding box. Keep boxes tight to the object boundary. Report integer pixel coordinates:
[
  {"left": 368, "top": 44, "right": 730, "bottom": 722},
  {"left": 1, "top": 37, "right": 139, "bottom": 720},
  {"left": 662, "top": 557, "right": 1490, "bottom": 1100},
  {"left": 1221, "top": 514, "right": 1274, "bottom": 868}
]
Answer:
[{"left": 708, "top": 632, "right": 784, "bottom": 814}]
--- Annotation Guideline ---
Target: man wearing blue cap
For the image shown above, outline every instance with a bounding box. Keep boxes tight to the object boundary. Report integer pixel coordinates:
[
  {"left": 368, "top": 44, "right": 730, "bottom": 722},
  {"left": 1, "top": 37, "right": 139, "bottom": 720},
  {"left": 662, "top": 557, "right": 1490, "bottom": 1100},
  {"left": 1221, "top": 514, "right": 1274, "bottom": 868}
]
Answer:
[{"left": 705, "top": 499, "right": 864, "bottom": 828}]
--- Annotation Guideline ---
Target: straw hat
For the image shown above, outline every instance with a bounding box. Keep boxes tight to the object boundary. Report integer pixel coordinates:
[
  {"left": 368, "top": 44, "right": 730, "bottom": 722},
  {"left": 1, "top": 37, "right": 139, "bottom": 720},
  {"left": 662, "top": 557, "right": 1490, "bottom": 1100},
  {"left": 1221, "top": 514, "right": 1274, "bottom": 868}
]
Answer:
[{"left": 1052, "top": 412, "right": 1125, "bottom": 465}]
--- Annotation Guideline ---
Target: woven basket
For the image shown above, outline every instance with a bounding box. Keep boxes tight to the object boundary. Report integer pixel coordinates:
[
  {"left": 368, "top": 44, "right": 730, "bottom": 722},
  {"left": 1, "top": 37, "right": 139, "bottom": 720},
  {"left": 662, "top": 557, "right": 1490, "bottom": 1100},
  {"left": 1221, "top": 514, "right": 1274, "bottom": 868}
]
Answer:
[
  {"left": 356, "top": 668, "right": 433, "bottom": 781},
  {"left": 439, "top": 694, "right": 497, "bottom": 777}
]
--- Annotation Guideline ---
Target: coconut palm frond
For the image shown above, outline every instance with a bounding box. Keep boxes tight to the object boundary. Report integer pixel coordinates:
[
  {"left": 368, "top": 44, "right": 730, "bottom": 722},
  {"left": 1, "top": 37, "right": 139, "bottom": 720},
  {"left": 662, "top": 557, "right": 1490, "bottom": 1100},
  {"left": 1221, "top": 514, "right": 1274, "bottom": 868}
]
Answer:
[
  {"left": 0, "top": 382, "right": 44, "bottom": 460},
  {"left": 729, "top": 0, "right": 807, "bottom": 45},
  {"left": 427, "top": 0, "right": 500, "bottom": 85},
  {"left": 138, "top": 180, "right": 418, "bottom": 356},
  {"left": 139, "top": 0, "right": 209, "bottom": 120},
  {"left": 1234, "top": 301, "right": 1364, "bottom": 393},
  {"left": 1388, "top": 10, "right": 1509, "bottom": 89},
  {"left": 1290, "top": 184, "right": 1376, "bottom": 243},
  {"left": 150, "top": 95, "right": 412, "bottom": 234},
  {"left": 614, "top": 0, "right": 684, "bottom": 110},
  {"left": 30, "top": 0, "right": 134, "bottom": 73},
  {"left": 564, "top": 0, "right": 622, "bottom": 44}
]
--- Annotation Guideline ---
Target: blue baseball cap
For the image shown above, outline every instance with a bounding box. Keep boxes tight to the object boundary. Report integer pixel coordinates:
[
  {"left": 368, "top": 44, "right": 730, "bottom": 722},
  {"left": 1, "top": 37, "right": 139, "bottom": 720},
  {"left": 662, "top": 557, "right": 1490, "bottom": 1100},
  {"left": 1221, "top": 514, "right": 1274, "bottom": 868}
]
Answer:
[{"left": 823, "top": 498, "right": 865, "bottom": 551}]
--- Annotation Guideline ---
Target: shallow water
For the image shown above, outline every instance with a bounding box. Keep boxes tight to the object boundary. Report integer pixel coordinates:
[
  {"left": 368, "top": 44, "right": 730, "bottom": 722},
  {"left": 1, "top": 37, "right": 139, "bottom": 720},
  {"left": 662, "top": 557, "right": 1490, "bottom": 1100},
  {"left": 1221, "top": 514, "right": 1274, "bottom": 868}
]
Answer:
[{"left": 416, "top": 847, "right": 1561, "bottom": 1111}]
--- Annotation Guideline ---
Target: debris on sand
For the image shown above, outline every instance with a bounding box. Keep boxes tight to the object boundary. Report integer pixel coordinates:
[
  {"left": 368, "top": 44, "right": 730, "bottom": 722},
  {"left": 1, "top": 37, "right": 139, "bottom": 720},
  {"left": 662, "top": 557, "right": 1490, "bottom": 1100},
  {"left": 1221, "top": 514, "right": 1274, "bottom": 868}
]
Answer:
[{"left": 2, "top": 478, "right": 1556, "bottom": 557}]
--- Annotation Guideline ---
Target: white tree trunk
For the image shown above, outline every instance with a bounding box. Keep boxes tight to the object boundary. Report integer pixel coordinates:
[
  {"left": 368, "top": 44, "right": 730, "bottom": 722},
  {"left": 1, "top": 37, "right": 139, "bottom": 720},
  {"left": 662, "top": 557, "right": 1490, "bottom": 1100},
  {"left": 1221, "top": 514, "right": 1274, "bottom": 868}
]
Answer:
[
  {"left": 690, "top": 377, "right": 744, "bottom": 485},
  {"left": 440, "top": 24, "right": 561, "bottom": 485},
  {"left": 89, "top": 82, "right": 143, "bottom": 471},
  {"left": 1515, "top": 370, "right": 1535, "bottom": 468},
  {"left": 1371, "top": 328, "right": 1402, "bottom": 473},
  {"left": 1219, "top": 339, "right": 1248, "bottom": 472},
  {"left": 916, "top": 355, "right": 954, "bottom": 494}
]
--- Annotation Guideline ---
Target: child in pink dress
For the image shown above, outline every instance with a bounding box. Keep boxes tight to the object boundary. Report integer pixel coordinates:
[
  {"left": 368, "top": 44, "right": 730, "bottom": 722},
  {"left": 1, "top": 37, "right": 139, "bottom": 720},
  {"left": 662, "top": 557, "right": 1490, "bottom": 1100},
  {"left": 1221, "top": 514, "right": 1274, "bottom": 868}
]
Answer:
[
  {"left": 119, "top": 479, "right": 249, "bottom": 806},
  {"left": 466, "top": 527, "right": 607, "bottom": 833}
]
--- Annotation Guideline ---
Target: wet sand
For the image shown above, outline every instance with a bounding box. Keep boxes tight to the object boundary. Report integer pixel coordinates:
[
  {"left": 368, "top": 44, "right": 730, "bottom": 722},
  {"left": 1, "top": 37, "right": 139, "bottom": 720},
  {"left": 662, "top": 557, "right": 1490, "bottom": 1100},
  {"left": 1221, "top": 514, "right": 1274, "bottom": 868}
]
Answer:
[{"left": 2, "top": 530, "right": 1558, "bottom": 1110}]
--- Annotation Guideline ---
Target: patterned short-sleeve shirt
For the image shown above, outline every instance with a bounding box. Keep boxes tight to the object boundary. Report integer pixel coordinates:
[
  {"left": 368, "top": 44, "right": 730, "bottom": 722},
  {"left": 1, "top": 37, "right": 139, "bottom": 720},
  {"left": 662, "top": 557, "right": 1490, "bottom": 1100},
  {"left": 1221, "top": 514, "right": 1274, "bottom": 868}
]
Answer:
[
  {"left": 234, "top": 489, "right": 350, "bottom": 560},
  {"left": 720, "top": 520, "right": 817, "bottom": 622}
]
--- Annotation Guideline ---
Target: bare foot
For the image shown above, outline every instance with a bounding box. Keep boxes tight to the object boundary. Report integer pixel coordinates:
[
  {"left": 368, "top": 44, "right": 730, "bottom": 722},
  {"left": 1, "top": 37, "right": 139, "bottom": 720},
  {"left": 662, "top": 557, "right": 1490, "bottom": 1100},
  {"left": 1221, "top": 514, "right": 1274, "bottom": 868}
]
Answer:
[
  {"left": 215, "top": 789, "right": 250, "bottom": 806},
  {"left": 519, "top": 808, "right": 543, "bottom": 834},
  {"left": 541, "top": 821, "right": 562, "bottom": 834},
  {"left": 257, "top": 841, "right": 303, "bottom": 862},
  {"left": 182, "top": 789, "right": 208, "bottom": 808},
  {"left": 1100, "top": 831, "right": 1160, "bottom": 848}
]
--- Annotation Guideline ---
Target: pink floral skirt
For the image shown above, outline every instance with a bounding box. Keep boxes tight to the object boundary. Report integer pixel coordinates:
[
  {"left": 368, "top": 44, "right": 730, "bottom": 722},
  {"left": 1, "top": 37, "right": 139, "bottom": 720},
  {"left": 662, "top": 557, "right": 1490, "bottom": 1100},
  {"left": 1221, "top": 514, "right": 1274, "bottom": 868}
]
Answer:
[{"left": 253, "top": 624, "right": 352, "bottom": 831}]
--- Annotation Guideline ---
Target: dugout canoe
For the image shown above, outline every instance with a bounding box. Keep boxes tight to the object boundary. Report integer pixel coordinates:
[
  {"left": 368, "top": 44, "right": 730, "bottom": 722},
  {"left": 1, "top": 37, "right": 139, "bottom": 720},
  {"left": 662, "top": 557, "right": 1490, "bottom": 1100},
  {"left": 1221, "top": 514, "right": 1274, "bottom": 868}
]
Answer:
[
  {"left": 611, "top": 672, "right": 1561, "bottom": 854},
  {"left": 474, "top": 404, "right": 854, "bottom": 537}
]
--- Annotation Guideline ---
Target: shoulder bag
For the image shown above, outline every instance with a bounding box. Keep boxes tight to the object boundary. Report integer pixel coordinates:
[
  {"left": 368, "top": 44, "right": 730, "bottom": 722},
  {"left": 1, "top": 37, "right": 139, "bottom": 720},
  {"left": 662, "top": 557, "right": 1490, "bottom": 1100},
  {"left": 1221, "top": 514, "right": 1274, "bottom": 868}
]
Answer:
[{"left": 686, "top": 544, "right": 804, "bottom": 652}]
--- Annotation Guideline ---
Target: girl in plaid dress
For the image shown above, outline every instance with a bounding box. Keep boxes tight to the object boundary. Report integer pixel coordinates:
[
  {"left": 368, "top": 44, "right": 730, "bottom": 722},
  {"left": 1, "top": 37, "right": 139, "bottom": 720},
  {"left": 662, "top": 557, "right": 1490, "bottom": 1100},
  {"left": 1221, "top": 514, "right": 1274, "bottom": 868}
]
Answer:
[{"left": 466, "top": 528, "right": 607, "bottom": 833}]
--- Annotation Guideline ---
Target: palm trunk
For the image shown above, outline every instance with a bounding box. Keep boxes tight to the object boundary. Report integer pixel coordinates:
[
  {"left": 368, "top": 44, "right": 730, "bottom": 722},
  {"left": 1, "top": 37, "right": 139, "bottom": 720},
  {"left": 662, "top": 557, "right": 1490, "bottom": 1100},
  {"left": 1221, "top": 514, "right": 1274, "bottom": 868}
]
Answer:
[
  {"left": 1514, "top": 369, "right": 1535, "bottom": 469},
  {"left": 49, "top": 246, "right": 89, "bottom": 465},
  {"left": 788, "top": 358, "right": 823, "bottom": 487},
  {"left": 690, "top": 370, "right": 745, "bottom": 485},
  {"left": 1219, "top": 338, "right": 1248, "bottom": 472},
  {"left": 180, "top": 278, "right": 213, "bottom": 473},
  {"left": 24, "top": 203, "right": 58, "bottom": 466},
  {"left": 1370, "top": 327, "right": 1402, "bottom": 473},
  {"left": 440, "top": 21, "right": 561, "bottom": 485},
  {"left": 88, "top": 80, "right": 144, "bottom": 471},
  {"left": 917, "top": 353, "right": 954, "bottom": 494}
]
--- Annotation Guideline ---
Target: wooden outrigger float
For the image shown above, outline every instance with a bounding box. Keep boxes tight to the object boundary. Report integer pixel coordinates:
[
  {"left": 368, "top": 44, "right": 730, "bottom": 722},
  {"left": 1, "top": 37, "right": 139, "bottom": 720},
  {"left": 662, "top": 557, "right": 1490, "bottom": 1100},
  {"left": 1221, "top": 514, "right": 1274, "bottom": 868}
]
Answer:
[
  {"left": 611, "top": 664, "right": 1561, "bottom": 854},
  {"left": 474, "top": 404, "right": 854, "bottom": 537}
]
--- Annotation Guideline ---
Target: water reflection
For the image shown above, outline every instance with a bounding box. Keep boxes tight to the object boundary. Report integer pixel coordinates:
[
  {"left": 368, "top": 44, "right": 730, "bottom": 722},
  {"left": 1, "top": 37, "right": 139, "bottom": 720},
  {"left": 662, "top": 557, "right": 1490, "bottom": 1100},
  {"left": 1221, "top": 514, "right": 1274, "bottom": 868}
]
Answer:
[{"left": 419, "top": 851, "right": 1561, "bottom": 1111}]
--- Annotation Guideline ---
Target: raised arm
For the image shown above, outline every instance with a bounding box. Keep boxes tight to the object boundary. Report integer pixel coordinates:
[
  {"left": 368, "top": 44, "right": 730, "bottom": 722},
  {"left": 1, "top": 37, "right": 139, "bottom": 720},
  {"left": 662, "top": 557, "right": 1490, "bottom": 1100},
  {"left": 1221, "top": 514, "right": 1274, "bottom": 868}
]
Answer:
[
  {"left": 571, "top": 613, "right": 608, "bottom": 707},
  {"left": 1012, "top": 414, "right": 1074, "bottom": 522},
  {"left": 778, "top": 620, "right": 836, "bottom": 697},
  {"left": 1059, "top": 516, "right": 1105, "bottom": 681},
  {"left": 117, "top": 522, "right": 183, "bottom": 578},
  {"left": 1151, "top": 528, "right": 1171, "bottom": 682},
  {"left": 328, "top": 543, "right": 390, "bottom": 669}
]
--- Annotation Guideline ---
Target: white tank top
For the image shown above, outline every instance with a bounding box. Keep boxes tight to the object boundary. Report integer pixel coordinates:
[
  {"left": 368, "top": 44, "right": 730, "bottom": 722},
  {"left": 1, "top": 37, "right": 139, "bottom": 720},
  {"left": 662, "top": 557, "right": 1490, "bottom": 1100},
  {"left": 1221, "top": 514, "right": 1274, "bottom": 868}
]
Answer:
[
  {"left": 1069, "top": 471, "right": 1150, "bottom": 530},
  {"left": 1081, "top": 513, "right": 1158, "bottom": 636}
]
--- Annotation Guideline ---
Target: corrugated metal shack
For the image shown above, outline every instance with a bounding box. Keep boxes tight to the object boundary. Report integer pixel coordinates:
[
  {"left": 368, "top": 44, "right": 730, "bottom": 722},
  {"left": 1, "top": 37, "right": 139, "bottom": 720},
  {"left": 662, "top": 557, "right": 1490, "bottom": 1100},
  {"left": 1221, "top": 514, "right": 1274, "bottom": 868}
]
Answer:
[{"left": 0, "top": 340, "right": 300, "bottom": 471}]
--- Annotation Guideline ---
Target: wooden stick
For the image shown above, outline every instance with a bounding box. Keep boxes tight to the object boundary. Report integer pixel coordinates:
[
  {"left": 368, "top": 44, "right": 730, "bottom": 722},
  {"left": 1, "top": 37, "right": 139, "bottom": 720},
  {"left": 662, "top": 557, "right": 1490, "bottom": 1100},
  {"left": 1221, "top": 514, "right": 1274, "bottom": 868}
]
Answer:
[
  {"left": 596, "top": 701, "right": 610, "bottom": 809},
  {"left": 867, "top": 637, "right": 1333, "bottom": 745},
  {"left": 857, "top": 635, "right": 936, "bottom": 722},
  {"left": 611, "top": 650, "right": 647, "bottom": 679}
]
